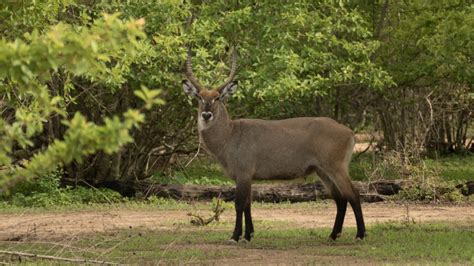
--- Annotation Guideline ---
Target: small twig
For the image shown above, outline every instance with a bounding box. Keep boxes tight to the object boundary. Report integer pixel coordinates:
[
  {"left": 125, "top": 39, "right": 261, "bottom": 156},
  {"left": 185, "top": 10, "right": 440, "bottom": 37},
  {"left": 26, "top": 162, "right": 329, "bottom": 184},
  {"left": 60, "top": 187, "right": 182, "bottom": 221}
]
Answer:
[
  {"left": 184, "top": 141, "right": 201, "bottom": 168},
  {"left": 7, "top": 240, "right": 100, "bottom": 257},
  {"left": 96, "top": 234, "right": 136, "bottom": 261},
  {"left": 354, "top": 134, "right": 376, "bottom": 160},
  {"left": 404, "top": 203, "right": 415, "bottom": 224},
  {"left": 405, "top": 203, "right": 410, "bottom": 224},
  {"left": 0, "top": 250, "right": 116, "bottom": 265},
  {"left": 50, "top": 231, "right": 83, "bottom": 259},
  {"left": 157, "top": 232, "right": 181, "bottom": 265}
]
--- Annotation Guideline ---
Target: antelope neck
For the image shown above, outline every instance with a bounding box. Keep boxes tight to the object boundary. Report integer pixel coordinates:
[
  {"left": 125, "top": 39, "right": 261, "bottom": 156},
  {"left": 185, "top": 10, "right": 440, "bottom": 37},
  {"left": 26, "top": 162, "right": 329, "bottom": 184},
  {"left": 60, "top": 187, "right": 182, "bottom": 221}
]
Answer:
[{"left": 198, "top": 103, "right": 232, "bottom": 160}]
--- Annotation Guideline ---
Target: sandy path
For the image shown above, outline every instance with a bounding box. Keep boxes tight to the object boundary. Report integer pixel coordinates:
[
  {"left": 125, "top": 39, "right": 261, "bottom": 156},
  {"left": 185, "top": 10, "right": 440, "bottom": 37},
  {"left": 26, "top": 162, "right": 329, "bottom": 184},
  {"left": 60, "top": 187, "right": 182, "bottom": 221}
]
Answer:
[{"left": 0, "top": 202, "right": 472, "bottom": 240}]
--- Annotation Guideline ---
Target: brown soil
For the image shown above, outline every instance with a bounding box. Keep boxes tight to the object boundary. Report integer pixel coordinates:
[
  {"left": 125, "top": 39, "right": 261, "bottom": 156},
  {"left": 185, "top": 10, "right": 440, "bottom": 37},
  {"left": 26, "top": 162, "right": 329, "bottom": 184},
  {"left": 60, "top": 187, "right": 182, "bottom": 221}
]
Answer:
[
  {"left": 1, "top": 202, "right": 472, "bottom": 241},
  {"left": 1, "top": 202, "right": 472, "bottom": 264}
]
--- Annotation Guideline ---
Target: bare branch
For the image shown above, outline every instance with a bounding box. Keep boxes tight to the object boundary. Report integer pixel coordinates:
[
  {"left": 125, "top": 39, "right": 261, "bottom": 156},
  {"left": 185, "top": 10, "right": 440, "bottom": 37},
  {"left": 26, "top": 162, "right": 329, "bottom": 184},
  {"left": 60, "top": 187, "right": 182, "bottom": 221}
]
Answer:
[{"left": 0, "top": 250, "right": 116, "bottom": 265}]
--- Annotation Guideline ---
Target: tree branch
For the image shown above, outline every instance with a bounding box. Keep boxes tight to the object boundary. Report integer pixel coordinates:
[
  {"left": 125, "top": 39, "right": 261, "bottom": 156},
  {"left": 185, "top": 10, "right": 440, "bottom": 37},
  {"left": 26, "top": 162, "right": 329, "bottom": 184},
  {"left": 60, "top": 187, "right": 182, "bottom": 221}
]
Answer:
[{"left": 0, "top": 250, "right": 115, "bottom": 265}]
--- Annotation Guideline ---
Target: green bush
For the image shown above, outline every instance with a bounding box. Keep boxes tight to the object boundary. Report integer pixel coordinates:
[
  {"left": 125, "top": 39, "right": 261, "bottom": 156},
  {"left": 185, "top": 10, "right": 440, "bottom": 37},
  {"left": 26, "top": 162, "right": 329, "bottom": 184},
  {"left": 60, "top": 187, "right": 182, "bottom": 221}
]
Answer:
[
  {"left": 395, "top": 180, "right": 467, "bottom": 203},
  {"left": 4, "top": 170, "right": 124, "bottom": 207},
  {"left": 0, "top": 3, "right": 163, "bottom": 189}
]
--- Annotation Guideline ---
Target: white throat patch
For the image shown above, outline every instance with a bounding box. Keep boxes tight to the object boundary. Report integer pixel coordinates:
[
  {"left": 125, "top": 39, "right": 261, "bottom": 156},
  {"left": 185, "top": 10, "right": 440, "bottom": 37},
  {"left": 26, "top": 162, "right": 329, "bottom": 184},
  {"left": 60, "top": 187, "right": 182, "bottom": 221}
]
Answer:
[{"left": 198, "top": 116, "right": 213, "bottom": 130}]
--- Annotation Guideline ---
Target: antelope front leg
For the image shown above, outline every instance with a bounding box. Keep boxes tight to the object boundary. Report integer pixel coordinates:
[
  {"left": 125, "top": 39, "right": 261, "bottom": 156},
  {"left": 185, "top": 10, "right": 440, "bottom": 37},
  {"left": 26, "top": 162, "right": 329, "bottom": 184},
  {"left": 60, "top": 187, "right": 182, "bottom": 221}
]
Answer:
[
  {"left": 230, "top": 178, "right": 251, "bottom": 242},
  {"left": 244, "top": 200, "right": 254, "bottom": 241}
]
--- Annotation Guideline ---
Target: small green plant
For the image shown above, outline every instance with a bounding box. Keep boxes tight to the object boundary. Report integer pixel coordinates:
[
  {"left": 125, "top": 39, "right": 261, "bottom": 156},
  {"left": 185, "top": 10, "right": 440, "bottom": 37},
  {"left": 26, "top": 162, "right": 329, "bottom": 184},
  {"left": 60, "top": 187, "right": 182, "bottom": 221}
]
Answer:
[
  {"left": 440, "top": 189, "right": 464, "bottom": 202},
  {"left": 146, "top": 196, "right": 180, "bottom": 206},
  {"left": 467, "top": 194, "right": 474, "bottom": 203}
]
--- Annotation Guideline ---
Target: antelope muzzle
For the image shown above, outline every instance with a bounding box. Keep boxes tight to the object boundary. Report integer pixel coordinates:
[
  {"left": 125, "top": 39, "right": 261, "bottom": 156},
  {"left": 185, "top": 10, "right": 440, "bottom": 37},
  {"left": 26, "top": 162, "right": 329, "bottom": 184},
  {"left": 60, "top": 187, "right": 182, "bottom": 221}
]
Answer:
[{"left": 201, "top": 111, "right": 213, "bottom": 122}]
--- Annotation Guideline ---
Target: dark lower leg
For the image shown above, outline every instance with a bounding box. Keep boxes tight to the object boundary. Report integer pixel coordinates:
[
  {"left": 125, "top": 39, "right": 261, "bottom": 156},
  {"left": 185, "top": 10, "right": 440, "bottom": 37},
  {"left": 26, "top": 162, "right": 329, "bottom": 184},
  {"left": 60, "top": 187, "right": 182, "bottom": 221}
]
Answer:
[
  {"left": 231, "top": 179, "right": 251, "bottom": 242},
  {"left": 231, "top": 207, "right": 243, "bottom": 241},
  {"left": 349, "top": 196, "right": 366, "bottom": 239},
  {"left": 330, "top": 197, "right": 347, "bottom": 240},
  {"left": 244, "top": 203, "right": 254, "bottom": 241}
]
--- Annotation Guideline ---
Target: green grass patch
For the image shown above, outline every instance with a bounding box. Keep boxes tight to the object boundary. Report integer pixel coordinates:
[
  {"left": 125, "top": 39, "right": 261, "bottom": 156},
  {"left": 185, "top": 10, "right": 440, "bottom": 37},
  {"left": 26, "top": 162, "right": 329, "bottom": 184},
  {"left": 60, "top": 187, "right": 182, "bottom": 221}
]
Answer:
[
  {"left": 1, "top": 222, "right": 472, "bottom": 264},
  {"left": 152, "top": 158, "right": 232, "bottom": 185},
  {"left": 425, "top": 155, "right": 474, "bottom": 181},
  {"left": 351, "top": 153, "right": 474, "bottom": 181},
  {"left": 0, "top": 198, "right": 330, "bottom": 215},
  {"left": 251, "top": 223, "right": 474, "bottom": 263},
  {"left": 0, "top": 197, "right": 197, "bottom": 214},
  {"left": 167, "top": 153, "right": 474, "bottom": 183}
]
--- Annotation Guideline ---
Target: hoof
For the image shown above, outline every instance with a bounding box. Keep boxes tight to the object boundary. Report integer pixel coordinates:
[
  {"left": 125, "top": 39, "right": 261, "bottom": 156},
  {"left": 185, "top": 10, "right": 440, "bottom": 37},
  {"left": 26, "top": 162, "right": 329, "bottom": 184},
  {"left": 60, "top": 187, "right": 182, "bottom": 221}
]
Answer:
[
  {"left": 355, "top": 232, "right": 366, "bottom": 241},
  {"left": 328, "top": 232, "right": 341, "bottom": 241},
  {"left": 227, "top": 239, "right": 238, "bottom": 245},
  {"left": 326, "top": 237, "right": 336, "bottom": 244},
  {"left": 240, "top": 238, "right": 249, "bottom": 244}
]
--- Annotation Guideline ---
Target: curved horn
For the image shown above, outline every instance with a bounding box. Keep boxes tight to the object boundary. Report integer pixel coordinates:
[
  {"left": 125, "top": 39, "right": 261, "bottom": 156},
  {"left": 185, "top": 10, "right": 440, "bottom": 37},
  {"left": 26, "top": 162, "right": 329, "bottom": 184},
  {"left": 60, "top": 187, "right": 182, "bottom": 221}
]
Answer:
[
  {"left": 184, "top": 47, "right": 204, "bottom": 91},
  {"left": 217, "top": 46, "right": 238, "bottom": 91}
]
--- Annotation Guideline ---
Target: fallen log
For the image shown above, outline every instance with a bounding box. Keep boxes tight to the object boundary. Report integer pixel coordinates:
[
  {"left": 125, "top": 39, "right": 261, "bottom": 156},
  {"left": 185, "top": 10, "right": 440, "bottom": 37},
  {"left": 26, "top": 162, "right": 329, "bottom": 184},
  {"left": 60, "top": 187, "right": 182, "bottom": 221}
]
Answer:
[{"left": 136, "top": 180, "right": 410, "bottom": 203}]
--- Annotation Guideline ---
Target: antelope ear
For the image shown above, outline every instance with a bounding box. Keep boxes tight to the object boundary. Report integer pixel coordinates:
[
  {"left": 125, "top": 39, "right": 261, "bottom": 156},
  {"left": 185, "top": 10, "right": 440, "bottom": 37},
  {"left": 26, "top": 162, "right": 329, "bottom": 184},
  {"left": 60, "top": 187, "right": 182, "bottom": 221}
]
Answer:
[
  {"left": 182, "top": 80, "right": 200, "bottom": 98},
  {"left": 218, "top": 81, "right": 238, "bottom": 100}
]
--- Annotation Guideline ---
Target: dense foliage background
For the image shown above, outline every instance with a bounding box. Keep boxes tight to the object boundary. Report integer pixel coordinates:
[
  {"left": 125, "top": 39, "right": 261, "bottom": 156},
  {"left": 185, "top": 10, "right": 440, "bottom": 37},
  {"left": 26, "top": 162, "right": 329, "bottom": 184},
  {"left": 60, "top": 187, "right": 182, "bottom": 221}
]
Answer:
[{"left": 0, "top": 0, "right": 472, "bottom": 195}]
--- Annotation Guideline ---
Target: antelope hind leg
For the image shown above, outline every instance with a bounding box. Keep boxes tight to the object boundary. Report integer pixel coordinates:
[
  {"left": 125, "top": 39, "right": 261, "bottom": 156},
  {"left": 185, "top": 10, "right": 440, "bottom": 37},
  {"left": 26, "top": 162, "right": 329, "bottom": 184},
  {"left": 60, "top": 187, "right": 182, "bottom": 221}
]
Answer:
[{"left": 315, "top": 168, "right": 348, "bottom": 240}]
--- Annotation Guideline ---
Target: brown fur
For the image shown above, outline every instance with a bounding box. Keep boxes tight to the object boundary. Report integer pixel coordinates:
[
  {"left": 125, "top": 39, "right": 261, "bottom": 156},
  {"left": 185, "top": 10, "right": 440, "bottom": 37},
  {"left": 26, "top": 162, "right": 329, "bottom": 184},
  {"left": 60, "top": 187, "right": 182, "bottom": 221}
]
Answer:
[
  {"left": 182, "top": 54, "right": 365, "bottom": 242},
  {"left": 199, "top": 89, "right": 220, "bottom": 99},
  {"left": 191, "top": 98, "right": 366, "bottom": 242}
]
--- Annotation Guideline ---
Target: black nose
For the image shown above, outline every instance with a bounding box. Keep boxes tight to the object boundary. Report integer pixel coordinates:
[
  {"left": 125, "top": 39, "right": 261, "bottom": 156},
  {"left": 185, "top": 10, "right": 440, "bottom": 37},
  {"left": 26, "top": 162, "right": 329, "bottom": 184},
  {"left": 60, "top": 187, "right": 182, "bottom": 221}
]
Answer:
[{"left": 201, "top": 112, "right": 213, "bottom": 121}]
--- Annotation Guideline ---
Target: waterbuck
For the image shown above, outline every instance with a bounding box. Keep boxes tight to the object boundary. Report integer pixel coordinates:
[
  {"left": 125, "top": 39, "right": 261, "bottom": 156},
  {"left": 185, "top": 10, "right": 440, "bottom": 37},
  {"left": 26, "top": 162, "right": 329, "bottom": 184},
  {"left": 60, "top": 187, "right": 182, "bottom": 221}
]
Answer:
[{"left": 182, "top": 48, "right": 366, "bottom": 242}]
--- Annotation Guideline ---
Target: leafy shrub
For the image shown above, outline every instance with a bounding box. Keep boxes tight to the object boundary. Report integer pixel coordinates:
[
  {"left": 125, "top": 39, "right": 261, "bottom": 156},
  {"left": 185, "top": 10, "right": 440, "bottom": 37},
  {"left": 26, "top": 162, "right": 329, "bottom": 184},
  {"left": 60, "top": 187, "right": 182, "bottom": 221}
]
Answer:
[
  {"left": 352, "top": 151, "right": 469, "bottom": 202},
  {"left": 0, "top": 4, "right": 163, "bottom": 189},
  {"left": 65, "top": 186, "right": 123, "bottom": 205},
  {"left": 10, "top": 170, "right": 64, "bottom": 196},
  {"left": 4, "top": 170, "right": 124, "bottom": 207},
  {"left": 394, "top": 180, "right": 467, "bottom": 203}
]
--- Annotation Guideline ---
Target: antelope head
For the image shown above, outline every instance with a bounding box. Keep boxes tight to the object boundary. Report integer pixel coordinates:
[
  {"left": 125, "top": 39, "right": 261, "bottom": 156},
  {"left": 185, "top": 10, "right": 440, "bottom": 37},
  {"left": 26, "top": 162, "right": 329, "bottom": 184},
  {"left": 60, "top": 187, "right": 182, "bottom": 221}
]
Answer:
[{"left": 182, "top": 48, "right": 238, "bottom": 125}]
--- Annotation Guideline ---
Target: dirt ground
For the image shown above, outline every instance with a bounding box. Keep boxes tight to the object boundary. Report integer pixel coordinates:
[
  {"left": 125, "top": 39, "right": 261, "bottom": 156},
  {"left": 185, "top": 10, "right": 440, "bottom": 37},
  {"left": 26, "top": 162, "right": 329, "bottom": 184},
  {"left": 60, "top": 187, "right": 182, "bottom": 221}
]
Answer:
[{"left": 1, "top": 202, "right": 472, "bottom": 241}]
